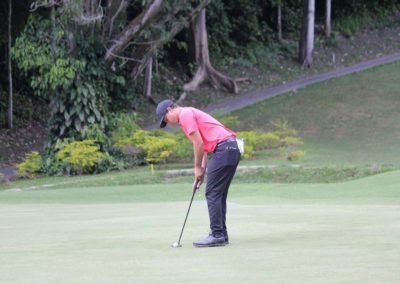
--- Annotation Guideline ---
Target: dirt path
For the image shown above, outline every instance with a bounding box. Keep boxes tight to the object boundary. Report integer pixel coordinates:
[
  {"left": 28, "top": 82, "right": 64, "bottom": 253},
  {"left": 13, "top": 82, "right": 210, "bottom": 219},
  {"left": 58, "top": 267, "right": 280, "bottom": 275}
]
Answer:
[{"left": 2, "top": 53, "right": 400, "bottom": 182}]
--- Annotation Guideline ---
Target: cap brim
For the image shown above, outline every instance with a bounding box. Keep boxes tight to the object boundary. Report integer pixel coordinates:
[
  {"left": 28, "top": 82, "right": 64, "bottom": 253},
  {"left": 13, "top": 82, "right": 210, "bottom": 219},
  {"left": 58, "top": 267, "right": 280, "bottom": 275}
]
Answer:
[{"left": 159, "top": 117, "right": 167, "bottom": 128}]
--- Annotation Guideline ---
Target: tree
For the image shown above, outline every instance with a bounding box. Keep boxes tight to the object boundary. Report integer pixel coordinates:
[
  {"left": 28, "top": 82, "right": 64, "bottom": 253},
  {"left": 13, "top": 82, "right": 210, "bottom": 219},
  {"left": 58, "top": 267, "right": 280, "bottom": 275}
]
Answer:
[
  {"left": 7, "top": 0, "right": 13, "bottom": 129},
  {"left": 184, "top": 8, "right": 237, "bottom": 93},
  {"left": 143, "top": 56, "right": 156, "bottom": 105},
  {"left": 13, "top": 0, "right": 215, "bottom": 141},
  {"left": 325, "top": 0, "right": 331, "bottom": 38},
  {"left": 277, "top": 0, "right": 282, "bottom": 42},
  {"left": 299, "top": 0, "right": 315, "bottom": 67}
]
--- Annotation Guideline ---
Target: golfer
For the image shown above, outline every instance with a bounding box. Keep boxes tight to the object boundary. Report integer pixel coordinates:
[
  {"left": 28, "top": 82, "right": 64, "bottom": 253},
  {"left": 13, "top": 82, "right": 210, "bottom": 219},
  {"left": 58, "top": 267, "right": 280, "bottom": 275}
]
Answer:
[{"left": 156, "top": 99, "right": 241, "bottom": 247}]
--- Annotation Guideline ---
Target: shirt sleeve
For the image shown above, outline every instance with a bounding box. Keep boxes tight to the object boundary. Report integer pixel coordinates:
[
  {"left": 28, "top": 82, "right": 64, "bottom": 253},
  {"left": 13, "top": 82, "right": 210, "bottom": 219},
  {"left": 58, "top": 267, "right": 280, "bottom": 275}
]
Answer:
[{"left": 180, "top": 109, "right": 198, "bottom": 137}]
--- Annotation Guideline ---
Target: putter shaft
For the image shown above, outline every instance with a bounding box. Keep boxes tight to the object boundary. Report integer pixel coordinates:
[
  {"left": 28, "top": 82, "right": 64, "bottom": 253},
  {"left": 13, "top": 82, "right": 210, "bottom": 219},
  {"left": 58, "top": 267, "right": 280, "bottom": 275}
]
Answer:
[{"left": 176, "top": 182, "right": 198, "bottom": 245}]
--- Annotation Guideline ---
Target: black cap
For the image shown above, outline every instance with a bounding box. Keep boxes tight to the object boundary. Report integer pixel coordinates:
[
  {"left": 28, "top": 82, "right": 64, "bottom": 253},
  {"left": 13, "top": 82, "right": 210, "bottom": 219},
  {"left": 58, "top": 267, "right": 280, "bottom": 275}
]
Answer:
[{"left": 156, "top": 99, "right": 174, "bottom": 128}]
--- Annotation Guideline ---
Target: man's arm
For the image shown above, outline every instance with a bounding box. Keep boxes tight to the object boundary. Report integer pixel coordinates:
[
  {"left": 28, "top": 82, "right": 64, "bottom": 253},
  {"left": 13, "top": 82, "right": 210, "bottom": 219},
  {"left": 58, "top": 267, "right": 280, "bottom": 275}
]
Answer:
[
  {"left": 188, "top": 130, "right": 206, "bottom": 186},
  {"left": 201, "top": 152, "right": 207, "bottom": 170}
]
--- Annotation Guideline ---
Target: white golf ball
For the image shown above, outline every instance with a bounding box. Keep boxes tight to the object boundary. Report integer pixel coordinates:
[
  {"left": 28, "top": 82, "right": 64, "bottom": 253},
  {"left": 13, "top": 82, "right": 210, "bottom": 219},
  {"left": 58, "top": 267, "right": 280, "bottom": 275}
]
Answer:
[{"left": 172, "top": 242, "right": 179, "bottom": 248}]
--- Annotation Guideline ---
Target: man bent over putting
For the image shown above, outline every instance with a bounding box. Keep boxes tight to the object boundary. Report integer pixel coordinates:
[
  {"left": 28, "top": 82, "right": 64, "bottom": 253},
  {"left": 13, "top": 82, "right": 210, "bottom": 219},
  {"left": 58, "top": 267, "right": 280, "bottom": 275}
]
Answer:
[{"left": 156, "top": 99, "right": 241, "bottom": 247}]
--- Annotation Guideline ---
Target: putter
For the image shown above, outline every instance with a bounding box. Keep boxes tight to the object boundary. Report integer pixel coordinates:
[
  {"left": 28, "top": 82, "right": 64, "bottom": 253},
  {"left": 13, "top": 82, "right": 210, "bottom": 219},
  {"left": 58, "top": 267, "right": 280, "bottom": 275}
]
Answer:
[{"left": 171, "top": 181, "right": 199, "bottom": 248}]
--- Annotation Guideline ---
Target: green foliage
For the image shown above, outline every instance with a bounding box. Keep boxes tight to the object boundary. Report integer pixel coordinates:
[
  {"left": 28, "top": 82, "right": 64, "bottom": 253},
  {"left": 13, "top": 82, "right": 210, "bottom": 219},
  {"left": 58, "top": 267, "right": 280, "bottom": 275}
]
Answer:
[
  {"left": 260, "top": 132, "right": 281, "bottom": 148},
  {"left": 17, "top": 151, "right": 43, "bottom": 178},
  {"left": 55, "top": 139, "right": 106, "bottom": 175},
  {"left": 206, "top": 0, "right": 268, "bottom": 61},
  {"left": 214, "top": 115, "right": 240, "bottom": 129},
  {"left": 283, "top": 136, "right": 303, "bottom": 147},
  {"left": 271, "top": 119, "right": 298, "bottom": 139},
  {"left": 173, "top": 132, "right": 193, "bottom": 160},
  {"left": 206, "top": 1, "right": 235, "bottom": 57},
  {"left": 12, "top": 14, "right": 105, "bottom": 143},
  {"left": 12, "top": 12, "right": 131, "bottom": 146},
  {"left": 82, "top": 123, "right": 111, "bottom": 149},
  {"left": 115, "top": 130, "right": 177, "bottom": 164},
  {"left": 287, "top": 150, "right": 305, "bottom": 161},
  {"left": 109, "top": 113, "right": 140, "bottom": 144},
  {"left": 48, "top": 78, "right": 108, "bottom": 141},
  {"left": 237, "top": 119, "right": 304, "bottom": 160},
  {"left": 12, "top": 15, "right": 82, "bottom": 97},
  {"left": 336, "top": 7, "right": 394, "bottom": 37}
]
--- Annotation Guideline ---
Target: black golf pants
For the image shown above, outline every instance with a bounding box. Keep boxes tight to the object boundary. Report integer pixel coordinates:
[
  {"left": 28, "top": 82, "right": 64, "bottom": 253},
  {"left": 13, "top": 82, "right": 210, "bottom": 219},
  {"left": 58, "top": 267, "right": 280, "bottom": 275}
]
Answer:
[{"left": 206, "top": 138, "right": 241, "bottom": 238}]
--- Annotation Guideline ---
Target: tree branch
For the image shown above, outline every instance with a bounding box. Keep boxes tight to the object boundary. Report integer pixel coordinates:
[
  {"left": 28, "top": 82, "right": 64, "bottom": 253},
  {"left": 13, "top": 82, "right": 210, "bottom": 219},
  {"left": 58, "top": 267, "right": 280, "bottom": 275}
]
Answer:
[
  {"left": 130, "top": 0, "right": 210, "bottom": 79},
  {"left": 105, "top": 0, "right": 165, "bottom": 62}
]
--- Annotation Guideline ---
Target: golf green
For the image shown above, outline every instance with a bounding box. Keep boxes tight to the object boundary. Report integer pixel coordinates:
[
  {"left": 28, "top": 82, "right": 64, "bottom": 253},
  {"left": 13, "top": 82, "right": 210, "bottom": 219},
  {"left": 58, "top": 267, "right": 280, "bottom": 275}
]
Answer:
[{"left": 1, "top": 171, "right": 399, "bottom": 283}]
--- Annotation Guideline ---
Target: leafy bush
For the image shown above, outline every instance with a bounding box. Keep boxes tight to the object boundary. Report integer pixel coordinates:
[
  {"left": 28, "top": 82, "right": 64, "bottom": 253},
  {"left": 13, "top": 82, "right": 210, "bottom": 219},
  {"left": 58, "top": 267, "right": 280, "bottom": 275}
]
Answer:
[
  {"left": 287, "top": 150, "right": 305, "bottom": 161},
  {"left": 55, "top": 140, "right": 106, "bottom": 175},
  {"left": 115, "top": 130, "right": 177, "bottom": 164},
  {"left": 259, "top": 132, "right": 281, "bottom": 148},
  {"left": 17, "top": 151, "right": 43, "bottom": 178},
  {"left": 283, "top": 136, "right": 303, "bottom": 147},
  {"left": 236, "top": 131, "right": 259, "bottom": 158},
  {"left": 82, "top": 123, "right": 111, "bottom": 149},
  {"left": 13, "top": 14, "right": 128, "bottom": 145},
  {"left": 214, "top": 115, "right": 240, "bottom": 129},
  {"left": 109, "top": 112, "right": 140, "bottom": 144},
  {"left": 271, "top": 119, "right": 298, "bottom": 139},
  {"left": 237, "top": 131, "right": 279, "bottom": 158},
  {"left": 173, "top": 132, "right": 193, "bottom": 160},
  {"left": 236, "top": 119, "right": 304, "bottom": 160}
]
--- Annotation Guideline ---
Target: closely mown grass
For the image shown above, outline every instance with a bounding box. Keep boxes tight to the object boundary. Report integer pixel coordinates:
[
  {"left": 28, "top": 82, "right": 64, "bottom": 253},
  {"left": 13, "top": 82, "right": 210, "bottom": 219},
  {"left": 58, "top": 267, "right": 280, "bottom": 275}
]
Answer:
[{"left": 1, "top": 171, "right": 399, "bottom": 284}]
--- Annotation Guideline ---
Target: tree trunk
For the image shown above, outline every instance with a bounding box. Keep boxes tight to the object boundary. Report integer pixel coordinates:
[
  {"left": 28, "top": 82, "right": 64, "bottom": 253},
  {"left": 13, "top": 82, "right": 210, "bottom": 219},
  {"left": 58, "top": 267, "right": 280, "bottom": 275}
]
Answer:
[
  {"left": 7, "top": 0, "right": 13, "bottom": 129},
  {"left": 184, "top": 9, "right": 237, "bottom": 94},
  {"left": 277, "top": 1, "right": 282, "bottom": 42},
  {"left": 143, "top": 56, "right": 156, "bottom": 105},
  {"left": 325, "top": 0, "right": 331, "bottom": 38},
  {"left": 299, "top": 0, "right": 315, "bottom": 67}
]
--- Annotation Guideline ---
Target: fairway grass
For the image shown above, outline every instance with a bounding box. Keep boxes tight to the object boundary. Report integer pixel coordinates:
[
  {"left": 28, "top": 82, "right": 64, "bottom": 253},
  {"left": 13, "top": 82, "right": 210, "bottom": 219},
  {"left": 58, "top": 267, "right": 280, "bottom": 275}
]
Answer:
[{"left": 1, "top": 171, "right": 399, "bottom": 283}]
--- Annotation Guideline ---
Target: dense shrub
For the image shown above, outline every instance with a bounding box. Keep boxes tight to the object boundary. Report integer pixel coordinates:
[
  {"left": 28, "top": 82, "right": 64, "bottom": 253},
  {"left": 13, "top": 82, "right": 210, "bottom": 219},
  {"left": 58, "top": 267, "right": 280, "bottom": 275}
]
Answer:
[
  {"left": 214, "top": 115, "right": 240, "bottom": 129},
  {"left": 17, "top": 151, "right": 43, "bottom": 178},
  {"left": 236, "top": 119, "right": 304, "bottom": 160},
  {"left": 115, "top": 130, "right": 177, "bottom": 164},
  {"left": 173, "top": 132, "right": 193, "bottom": 161},
  {"left": 109, "top": 112, "right": 140, "bottom": 145},
  {"left": 55, "top": 140, "right": 106, "bottom": 175},
  {"left": 287, "top": 150, "right": 305, "bottom": 161}
]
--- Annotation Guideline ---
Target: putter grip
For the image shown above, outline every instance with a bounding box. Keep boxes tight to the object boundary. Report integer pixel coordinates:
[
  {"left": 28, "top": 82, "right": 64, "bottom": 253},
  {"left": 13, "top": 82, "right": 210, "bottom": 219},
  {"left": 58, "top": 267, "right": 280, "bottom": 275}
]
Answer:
[{"left": 193, "top": 180, "right": 199, "bottom": 192}]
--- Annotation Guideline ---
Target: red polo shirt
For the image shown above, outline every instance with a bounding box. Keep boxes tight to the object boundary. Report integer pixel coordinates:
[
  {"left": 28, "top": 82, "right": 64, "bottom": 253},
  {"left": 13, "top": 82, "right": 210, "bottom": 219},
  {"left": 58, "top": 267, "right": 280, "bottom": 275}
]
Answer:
[{"left": 179, "top": 107, "right": 236, "bottom": 153}]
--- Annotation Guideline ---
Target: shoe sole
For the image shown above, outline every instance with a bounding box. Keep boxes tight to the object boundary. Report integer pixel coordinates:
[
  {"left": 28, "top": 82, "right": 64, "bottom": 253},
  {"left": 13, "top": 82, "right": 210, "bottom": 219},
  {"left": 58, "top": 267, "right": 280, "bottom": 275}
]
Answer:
[{"left": 193, "top": 242, "right": 226, "bottom": 248}]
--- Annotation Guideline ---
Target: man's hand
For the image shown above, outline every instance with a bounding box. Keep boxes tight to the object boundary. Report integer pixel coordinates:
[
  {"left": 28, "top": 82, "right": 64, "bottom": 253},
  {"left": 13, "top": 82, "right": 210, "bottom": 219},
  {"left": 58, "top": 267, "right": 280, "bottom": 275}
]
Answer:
[
  {"left": 192, "top": 179, "right": 200, "bottom": 192},
  {"left": 194, "top": 166, "right": 205, "bottom": 189}
]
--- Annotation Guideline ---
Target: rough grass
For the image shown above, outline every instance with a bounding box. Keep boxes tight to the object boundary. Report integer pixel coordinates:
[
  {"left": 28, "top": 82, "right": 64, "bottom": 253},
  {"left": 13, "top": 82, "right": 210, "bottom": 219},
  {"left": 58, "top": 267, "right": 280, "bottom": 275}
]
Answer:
[
  {"left": 233, "top": 61, "right": 400, "bottom": 167},
  {"left": 2, "top": 61, "right": 400, "bottom": 189}
]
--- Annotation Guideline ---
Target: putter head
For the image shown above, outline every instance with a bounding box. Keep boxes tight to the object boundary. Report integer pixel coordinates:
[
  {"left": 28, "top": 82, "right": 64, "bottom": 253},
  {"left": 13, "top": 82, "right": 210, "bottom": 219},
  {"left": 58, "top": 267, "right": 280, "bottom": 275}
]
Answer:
[{"left": 171, "top": 242, "right": 182, "bottom": 248}]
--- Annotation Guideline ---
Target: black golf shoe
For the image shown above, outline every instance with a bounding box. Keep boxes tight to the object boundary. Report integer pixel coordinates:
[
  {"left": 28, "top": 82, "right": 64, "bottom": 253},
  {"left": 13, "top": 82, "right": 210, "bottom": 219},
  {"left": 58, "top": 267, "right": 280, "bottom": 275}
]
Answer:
[
  {"left": 193, "top": 235, "right": 226, "bottom": 247},
  {"left": 224, "top": 233, "right": 229, "bottom": 245}
]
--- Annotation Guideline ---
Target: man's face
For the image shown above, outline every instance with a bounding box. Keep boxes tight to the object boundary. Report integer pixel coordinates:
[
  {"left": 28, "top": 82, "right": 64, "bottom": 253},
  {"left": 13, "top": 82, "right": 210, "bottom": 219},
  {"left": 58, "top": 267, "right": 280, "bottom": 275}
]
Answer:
[{"left": 164, "top": 107, "right": 179, "bottom": 125}]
